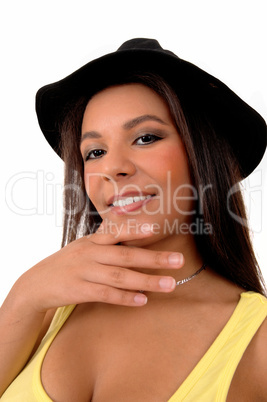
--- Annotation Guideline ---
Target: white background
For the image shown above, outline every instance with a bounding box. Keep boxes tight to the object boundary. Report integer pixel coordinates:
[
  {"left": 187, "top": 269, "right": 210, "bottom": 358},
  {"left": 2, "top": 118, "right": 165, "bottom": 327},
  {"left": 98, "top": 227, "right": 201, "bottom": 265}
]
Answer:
[{"left": 0, "top": 0, "right": 266, "bottom": 305}]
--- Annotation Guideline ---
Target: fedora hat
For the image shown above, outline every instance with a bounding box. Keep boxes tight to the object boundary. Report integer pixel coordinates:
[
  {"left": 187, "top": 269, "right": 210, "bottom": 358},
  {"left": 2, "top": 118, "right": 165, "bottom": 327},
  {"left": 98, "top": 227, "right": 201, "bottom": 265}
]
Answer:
[{"left": 36, "top": 38, "right": 266, "bottom": 178}]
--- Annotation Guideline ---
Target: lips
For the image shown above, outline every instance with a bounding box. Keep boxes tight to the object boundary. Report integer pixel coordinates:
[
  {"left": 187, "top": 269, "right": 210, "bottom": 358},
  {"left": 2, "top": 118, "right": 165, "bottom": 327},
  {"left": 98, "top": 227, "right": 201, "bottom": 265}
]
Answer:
[
  {"left": 107, "top": 191, "right": 156, "bottom": 215},
  {"left": 112, "top": 194, "right": 154, "bottom": 207},
  {"left": 107, "top": 191, "right": 155, "bottom": 207}
]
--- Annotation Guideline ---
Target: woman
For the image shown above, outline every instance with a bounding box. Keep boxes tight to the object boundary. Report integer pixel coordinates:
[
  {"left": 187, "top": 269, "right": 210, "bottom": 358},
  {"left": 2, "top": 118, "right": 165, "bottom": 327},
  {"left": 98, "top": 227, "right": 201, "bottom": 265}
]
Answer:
[{"left": 1, "top": 38, "right": 267, "bottom": 401}]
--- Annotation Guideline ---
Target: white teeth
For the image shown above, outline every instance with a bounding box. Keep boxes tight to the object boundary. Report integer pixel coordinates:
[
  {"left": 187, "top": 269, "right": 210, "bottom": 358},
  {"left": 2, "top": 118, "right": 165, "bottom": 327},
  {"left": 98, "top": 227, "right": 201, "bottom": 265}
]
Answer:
[{"left": 112, "top": 195, "right": 152, "bottom": 208}]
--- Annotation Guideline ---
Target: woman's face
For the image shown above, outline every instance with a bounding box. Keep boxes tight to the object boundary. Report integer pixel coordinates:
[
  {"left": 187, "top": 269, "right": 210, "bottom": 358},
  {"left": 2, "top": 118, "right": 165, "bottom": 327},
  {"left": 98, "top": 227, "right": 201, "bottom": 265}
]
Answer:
[{"left": 80, "top": 83, "right": 195, "bottom": 248}]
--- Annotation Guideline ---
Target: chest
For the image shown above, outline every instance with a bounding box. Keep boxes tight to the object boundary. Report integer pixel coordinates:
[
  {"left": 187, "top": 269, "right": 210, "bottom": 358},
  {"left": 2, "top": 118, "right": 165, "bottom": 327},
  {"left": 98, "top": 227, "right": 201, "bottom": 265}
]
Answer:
[{"left": 41, "top": 301, "right": 235, "bottom": 401}]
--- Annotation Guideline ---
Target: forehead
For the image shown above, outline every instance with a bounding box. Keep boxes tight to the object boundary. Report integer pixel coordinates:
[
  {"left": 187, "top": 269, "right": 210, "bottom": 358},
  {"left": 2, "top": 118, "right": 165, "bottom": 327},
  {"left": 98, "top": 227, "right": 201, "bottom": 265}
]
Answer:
[{"left": 82, "top": 83, "right": 171, "bottom": 122}]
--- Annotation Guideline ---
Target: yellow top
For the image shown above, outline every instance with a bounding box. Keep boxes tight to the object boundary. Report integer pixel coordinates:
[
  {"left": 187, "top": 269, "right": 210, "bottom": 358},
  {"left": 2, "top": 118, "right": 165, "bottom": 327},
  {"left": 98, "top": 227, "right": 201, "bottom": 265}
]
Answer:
[{"left": 1, "top": 292, "right": 267, "bottom": 401}]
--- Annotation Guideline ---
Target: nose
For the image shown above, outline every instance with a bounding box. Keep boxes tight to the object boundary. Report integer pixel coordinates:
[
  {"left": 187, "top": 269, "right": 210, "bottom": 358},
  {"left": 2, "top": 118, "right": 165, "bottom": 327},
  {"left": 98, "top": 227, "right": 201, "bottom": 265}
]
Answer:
[{"left": 102, "top": 147, "right": 136, "bottom": 182}]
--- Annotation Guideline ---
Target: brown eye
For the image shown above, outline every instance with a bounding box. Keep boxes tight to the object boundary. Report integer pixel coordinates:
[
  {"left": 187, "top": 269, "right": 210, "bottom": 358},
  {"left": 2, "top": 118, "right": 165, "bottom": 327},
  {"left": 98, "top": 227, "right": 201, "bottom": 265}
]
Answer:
[
  {"left": 135, "top": 134, "right": 161, "bottom": 145},
  {"left": 85, "top": 149, "right": 106, "bottom": 161}
]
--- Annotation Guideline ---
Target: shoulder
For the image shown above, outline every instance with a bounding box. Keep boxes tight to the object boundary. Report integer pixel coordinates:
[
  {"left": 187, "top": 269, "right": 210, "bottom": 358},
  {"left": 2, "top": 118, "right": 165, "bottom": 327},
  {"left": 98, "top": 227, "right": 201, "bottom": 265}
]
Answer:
[
  {"left": 229, "top": 298, "right": 267, "bottom": 400},
  {"left": 246, "top": 316, "right": 267, "bottom": 399},
  {"left": 247, "top": 316, "right": 267, "bottom": 389}
]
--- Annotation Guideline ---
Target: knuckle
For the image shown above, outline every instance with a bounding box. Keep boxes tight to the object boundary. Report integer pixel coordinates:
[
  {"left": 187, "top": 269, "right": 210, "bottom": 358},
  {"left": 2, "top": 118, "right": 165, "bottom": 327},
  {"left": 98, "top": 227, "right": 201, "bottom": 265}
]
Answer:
[
  {"left": 118, "top": 290, "right": 130, "bottom": 305},
  {"left": 119, "top": 246, "right": 134, "bottom": 263},
  {"left": 119, "top": 291, "right": 128, "bottom": 304},
  {"left": 144, "top": 275, "right": 154, "bottom": 290},
  {"left": 97, "top": 287, "right": 110, "bottom": 302},
  {"left": 154, "top": 251, "right": 164, "bottom": 267},
  {"left": 109, "top": 268, "right": 124, "bottom": 284}
]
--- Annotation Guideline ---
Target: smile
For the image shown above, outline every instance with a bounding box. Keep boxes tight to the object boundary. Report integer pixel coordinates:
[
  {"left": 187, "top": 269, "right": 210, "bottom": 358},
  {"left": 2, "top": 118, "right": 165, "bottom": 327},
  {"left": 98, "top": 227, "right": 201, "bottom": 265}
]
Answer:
[
  {"left": 107, "top": 192, "right": 156, "bottom": 215},
  {"left": 112, "top": 194, "right": 154, "bottom": 207}
]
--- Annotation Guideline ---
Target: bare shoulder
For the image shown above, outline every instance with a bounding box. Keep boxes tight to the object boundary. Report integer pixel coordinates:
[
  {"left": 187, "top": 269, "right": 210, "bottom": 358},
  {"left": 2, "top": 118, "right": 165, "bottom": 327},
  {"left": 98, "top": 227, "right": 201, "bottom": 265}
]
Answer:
[
  {"left": 228, "top": 316, "right": 267, "bottom": 401},
  {"left": 248, "top": 316, "right": 267, "bottom": 382}
]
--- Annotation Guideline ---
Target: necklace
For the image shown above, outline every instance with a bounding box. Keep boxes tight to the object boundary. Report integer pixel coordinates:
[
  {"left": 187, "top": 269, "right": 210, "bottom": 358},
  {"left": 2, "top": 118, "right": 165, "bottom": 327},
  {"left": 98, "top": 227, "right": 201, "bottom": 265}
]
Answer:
[
  {"left": 176, "top": 263, "right": 206, "bottom": 286},
  {"left": 139, "top": 263, "right": 206, "bottom": 293}
]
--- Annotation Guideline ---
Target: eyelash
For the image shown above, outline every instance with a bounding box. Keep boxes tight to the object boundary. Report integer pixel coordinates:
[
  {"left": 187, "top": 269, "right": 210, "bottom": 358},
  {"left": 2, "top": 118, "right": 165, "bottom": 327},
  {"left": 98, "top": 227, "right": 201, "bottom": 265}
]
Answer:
[
  {"left": 85, "top": 149, "right": 106, "bottom": 161},
  {"left": 134, "top": 133, "right": 162, "bottom": 146},
  {"left": 84, "top": 133, "right": 162, "bottom": 161}
]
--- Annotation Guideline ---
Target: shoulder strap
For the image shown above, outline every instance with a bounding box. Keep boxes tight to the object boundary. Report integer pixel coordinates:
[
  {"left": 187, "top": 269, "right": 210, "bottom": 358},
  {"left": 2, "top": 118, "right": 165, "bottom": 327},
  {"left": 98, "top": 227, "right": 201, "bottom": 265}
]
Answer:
[{"left": 169, "top": 292, "right": 267, "bottom": 401}]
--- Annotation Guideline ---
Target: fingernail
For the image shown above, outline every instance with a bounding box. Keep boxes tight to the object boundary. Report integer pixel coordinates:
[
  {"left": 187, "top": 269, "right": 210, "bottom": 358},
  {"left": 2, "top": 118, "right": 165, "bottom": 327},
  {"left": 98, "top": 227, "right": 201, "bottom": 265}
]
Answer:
[
  {"left": 134, "top": 294, "right": 148, "bottom": 305},
  {"left": 159, "top": 277, "right": 176, "bottom": 290},
  {"left": 168, "top": 253, "right": 183, "bottom": 265}
]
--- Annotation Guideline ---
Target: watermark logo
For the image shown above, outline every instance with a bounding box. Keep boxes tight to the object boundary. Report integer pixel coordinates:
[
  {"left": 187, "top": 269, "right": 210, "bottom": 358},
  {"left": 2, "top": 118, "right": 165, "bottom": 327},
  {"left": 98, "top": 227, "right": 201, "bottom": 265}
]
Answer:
[
  {"left": 227, "top": 170, "right": 264, "bottom": 233},
  {"left": 89, "top": 218, "right": 213, "bottom": 238},
  {"left": 4, "top": 168, "right": 265, "bottom": 233}
]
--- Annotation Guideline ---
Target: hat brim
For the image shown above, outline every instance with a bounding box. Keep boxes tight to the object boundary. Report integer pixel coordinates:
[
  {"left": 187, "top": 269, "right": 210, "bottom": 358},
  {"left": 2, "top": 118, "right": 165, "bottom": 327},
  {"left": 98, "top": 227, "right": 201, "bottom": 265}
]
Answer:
[{"left": 36, "top": 47, "right": 267, "bottom": 178}]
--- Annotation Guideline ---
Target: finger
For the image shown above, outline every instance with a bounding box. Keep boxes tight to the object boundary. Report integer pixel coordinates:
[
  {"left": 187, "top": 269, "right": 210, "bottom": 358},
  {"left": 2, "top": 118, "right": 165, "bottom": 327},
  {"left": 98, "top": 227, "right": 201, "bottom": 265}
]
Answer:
[
  {"left": 83, "top": 264, "right": 177, "bottom": 293},
  {"left": 92, "top": 244, "right": 184, "bottom": 270},
  {"left": 78, "top": 282, "right": 148, "bottom": 306}
]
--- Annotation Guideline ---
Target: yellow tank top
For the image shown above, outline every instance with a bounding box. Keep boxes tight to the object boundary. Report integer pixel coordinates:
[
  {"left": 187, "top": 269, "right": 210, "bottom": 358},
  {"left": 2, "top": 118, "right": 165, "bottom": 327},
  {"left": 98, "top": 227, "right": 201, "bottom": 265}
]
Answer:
[{"left": 1, "top": 292, "right": 267, "bottom": 401}]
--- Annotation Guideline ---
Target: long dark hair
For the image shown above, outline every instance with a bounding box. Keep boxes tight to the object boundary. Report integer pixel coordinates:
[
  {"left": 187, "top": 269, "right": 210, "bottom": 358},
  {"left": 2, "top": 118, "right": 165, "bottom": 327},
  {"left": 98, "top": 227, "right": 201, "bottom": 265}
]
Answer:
[{"left": 60, "top": 73, "right": 266, "bottom": 295}]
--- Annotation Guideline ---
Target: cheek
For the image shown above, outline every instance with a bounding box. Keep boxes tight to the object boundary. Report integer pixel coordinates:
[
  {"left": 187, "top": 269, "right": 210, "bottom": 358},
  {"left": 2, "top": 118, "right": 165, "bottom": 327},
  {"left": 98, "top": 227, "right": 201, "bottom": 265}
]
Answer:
[
  {"left": 151, "top": 146, "right": 194, "bottom": 216},
  {"left": 148, "top": 145, "right": 191, "bottom": 188},
  {"left": 83, "top": 170, "right": 99, "bottom": 204}
]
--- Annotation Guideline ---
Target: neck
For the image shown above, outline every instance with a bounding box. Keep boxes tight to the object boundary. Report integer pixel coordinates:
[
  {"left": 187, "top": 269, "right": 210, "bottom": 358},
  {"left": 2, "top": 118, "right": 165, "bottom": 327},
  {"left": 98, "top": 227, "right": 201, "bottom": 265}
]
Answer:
[{"left": 125, "top": 232, "right": 205, "bottom": 288}]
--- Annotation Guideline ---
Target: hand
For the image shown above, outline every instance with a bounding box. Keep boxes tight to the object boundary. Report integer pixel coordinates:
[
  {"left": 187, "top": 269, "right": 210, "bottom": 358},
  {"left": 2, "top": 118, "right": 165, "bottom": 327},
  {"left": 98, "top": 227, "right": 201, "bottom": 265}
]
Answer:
[{"left": 14, "top": 223, "right": 184, "bottom": 312}]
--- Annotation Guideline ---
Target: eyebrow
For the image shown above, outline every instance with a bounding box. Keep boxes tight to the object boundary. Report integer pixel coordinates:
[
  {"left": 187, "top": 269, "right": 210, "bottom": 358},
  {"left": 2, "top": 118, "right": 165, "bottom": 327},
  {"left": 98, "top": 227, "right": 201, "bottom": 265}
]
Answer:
[
  {"left": 122, "top": 114, "right": 167, "bottom": 130},
  {"left": 80, "top": 114, "right": 167, "bottom": 144}
]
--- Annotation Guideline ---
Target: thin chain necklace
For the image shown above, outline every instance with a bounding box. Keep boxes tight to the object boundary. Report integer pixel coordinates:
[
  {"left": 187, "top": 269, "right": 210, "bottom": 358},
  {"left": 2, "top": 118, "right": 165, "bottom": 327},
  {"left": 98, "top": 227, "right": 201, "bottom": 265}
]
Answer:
[
  {"left": 139, "top": 263, "right": 206, "bottom": 293},
  {"left": 176, "top": 262, "right": 206, "bottom": 286}
]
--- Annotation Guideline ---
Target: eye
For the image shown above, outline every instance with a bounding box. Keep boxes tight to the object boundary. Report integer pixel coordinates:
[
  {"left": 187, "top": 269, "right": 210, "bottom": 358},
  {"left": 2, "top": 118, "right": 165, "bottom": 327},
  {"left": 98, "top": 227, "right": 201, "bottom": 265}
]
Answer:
[
  {"left": 135, "top": 134, "right": 162, "bottom": 145},
  {"left": 85, "top": 149, "right": 106, "bottom": 161}
]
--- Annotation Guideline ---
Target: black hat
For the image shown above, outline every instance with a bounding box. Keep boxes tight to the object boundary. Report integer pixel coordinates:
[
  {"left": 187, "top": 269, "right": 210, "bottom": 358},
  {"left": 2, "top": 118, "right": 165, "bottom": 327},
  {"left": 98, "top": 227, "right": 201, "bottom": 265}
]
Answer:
[{"left": 36, "top": 38, "right": 266, "bottom": 178}]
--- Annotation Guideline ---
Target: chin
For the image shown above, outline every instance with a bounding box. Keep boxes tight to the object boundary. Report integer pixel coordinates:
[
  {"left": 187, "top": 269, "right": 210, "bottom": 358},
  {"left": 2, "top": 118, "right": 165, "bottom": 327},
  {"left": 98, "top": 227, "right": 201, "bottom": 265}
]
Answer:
[{"left": 120, "top": 231, "right": 170, "bottom": 250}]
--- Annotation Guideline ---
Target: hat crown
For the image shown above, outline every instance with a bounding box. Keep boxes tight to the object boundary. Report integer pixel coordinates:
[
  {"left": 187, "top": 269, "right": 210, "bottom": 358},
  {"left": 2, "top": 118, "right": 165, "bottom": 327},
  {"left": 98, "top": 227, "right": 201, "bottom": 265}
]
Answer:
[
  {"left": 117, "top": 38, "right": 162, "bottom": 51},
  {"left": 36, "top": 37, "right": 267, "bottom": 176}
]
